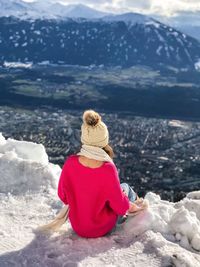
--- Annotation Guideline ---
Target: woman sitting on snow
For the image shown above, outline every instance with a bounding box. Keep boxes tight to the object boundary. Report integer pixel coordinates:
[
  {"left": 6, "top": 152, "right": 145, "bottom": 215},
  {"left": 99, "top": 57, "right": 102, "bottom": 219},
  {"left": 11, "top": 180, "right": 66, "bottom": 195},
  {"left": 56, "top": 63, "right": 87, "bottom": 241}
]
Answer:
[{"left": 57, "top": 110, "right": 147, "bottom": 238}]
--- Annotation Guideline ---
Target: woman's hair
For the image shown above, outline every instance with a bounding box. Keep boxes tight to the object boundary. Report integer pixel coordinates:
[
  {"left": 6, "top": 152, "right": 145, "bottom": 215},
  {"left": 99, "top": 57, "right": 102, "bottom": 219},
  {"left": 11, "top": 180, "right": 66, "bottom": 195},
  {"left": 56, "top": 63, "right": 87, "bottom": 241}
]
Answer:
[{"left": 102, "top": 144, "right": 114, "bottom": 159}]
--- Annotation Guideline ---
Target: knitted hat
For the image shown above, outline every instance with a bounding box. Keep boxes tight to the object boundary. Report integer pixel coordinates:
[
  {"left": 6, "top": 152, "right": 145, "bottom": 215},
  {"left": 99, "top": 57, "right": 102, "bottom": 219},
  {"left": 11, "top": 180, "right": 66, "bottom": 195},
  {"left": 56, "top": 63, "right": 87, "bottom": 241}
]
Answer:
[{"left": 81, "top": 110, "right": 109, "bottom": 148}]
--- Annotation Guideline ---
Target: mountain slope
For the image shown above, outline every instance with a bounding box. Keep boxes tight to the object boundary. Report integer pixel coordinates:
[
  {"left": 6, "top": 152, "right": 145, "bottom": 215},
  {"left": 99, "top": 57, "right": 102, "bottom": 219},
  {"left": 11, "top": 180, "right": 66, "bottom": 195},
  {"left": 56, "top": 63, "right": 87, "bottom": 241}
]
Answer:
[
  {"left": 154, "top": 12, "right": 200, "bottom": 41},
  {"left": 0, "top": 15, "right": 200, "bottom": 69}
]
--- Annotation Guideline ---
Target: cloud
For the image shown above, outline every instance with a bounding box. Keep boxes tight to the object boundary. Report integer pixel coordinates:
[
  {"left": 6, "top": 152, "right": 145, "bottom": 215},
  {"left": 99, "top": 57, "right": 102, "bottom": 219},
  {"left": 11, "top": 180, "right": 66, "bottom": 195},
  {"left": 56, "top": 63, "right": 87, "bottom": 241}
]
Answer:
[
  {"left": 58, "top": 0, "right": 113, "bottom": 4},
  {"left": 116, "top": 0, "right": 200, "bottom": 16},
  {"left": 150, "top": 0, "right": 200, "bottom": 16},
  {"left": 120, "top": 0, "right": 151, "bottom": 10}
]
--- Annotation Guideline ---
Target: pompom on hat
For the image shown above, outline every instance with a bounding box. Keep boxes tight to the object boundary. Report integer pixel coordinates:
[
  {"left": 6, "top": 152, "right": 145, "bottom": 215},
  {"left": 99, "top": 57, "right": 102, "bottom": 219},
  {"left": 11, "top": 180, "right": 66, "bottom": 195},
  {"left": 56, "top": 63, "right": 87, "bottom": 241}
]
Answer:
[{"left": 81, "top": 110, "right": 109, "bottom": 148}]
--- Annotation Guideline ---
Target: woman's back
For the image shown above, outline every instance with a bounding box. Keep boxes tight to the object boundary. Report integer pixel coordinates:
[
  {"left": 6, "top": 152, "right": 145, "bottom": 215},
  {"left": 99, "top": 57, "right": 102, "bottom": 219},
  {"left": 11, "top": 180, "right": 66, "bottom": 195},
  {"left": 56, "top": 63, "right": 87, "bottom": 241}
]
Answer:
[
  {"left": 58, "top": 155, "right": 130, "bottom": 238},
  {"left": 78, "top": 155, "right": 104, "bottom": 168}
]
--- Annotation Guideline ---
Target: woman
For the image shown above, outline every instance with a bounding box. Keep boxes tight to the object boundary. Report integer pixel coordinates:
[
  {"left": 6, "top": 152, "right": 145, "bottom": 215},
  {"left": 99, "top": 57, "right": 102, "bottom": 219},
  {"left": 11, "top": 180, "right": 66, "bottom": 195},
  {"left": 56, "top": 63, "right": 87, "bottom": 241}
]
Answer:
[{"left": 57, "top": 110, "right": 146, "bottom": 238}]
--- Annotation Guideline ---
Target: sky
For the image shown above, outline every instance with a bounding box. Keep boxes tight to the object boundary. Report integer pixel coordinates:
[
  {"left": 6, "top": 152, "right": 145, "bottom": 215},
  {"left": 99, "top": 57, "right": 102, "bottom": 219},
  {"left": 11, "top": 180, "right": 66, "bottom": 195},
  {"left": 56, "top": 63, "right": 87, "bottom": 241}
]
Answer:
[{"left": 23, "top": 0, "right": 200, "bottom": 16}]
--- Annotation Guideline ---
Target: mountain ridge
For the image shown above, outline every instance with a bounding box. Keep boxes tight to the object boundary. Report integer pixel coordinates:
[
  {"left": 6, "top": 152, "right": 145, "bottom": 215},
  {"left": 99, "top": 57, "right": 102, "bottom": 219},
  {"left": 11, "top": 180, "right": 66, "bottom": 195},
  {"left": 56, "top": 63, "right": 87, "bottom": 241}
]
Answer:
[
  {"left": 0, "top": 15, "right": 200, "bottom": 69},
  {"left": 0, "top": 0, "right": 109, "bottom": 19},
  {"left": 0, "top": 1, "right": 200, "bottom": 69}
]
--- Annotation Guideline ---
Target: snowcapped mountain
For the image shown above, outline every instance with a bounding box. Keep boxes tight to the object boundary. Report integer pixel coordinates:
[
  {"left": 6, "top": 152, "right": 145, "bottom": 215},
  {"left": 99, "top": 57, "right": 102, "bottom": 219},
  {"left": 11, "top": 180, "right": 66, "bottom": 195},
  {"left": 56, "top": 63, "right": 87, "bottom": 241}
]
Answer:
[
  {"left": 0, "top": 1, "right": 200, "bottom": 69},
  {"left": 0, "top": 0, "right": 30, "bottom": 16},
  {"left": 0, "top": 15, "right": 200, "bottom": 69},
  {"left": 57, "top": 4, "right": 108, "bottom": 19},
  {"left": 0, "top": 0, "right": 108, "bottom": 19}
]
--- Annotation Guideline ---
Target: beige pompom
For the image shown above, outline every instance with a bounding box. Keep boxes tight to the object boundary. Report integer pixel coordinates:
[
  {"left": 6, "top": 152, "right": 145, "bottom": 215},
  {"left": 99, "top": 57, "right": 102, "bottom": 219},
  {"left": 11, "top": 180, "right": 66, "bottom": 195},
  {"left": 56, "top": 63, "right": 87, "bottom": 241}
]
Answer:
[
  {"left": 83, "top": 110, "right": 101, "bottom": 127},
  {"left": 81, "top": 109, "right": 109, "bottom": 147}
]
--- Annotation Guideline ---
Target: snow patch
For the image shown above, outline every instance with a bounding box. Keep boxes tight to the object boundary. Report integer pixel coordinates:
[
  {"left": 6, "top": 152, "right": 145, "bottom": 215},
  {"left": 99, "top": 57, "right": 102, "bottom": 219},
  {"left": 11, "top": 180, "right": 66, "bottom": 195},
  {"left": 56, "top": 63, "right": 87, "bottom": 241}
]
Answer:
[
  {"left": 0, "top": 137, "right": 48, "bottom": 164},
  {"left": 169, "top": 120, "right": 188, "bottom": 128},
  {"left": 195, "top": 59, "right": 200, "bottom": 71},
  {"left": 187, "top": 191, "right": 200, "bottom": 200},
  {"left": 0, "top": 134, "right": 61, "bottom": 194},
  {"left": 3, "top": 61, "right": 33, "bottom": 69},
  {"left": 0, "top": 133, "right": 6, "bottom": 145},
  {"left": 156, "top": 45, "right": 163, "bottom": 56},
  {"left": 145, "top": 20, "right": 160, "bottom": 28},
  {"left": 22, "top": 42, "right": 28, "bottom": 47}
]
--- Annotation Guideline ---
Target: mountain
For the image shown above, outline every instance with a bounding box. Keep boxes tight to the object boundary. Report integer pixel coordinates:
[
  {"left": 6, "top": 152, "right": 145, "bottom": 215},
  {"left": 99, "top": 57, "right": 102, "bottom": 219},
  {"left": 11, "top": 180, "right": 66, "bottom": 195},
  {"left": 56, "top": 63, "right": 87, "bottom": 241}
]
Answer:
[
  {"left": 0, "top": 0, "right": 108, "bottom": 19},
  {"left": 0, "top": 0, "right": 28, "bottom": 11},
  {"left": 0, "top": 0, "right": 30, "bottom": 17},
  {"left": 54, "top": 3, "right": 108, "bottom": 19},
  {"left": 154, "top": 12, "right": 200, "bottom": 41},
  {"left": 0, "top": 15, "right": 200, "bottom": 69}
]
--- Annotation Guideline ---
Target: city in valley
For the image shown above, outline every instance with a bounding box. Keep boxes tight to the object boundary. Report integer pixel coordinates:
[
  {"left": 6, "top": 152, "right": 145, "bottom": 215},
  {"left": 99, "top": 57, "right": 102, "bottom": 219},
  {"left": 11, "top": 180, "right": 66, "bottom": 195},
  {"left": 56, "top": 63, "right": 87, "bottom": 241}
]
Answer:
[{"left": 1, "top": 105, "right": 200, "bottom": 201}]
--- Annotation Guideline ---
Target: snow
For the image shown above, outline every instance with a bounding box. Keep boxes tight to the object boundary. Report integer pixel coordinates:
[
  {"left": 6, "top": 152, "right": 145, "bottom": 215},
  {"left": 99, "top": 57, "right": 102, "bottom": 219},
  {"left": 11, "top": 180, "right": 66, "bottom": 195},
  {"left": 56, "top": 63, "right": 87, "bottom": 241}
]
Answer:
[
  {"left": 34, "top": 30, "right": 41, "bottom": 35},
  {"left": 187, "top": 191, "right": 200, "bottom": 200},
  {"left": 0, "top": 133, "right": 6, "bottom": 145},
  {"left": 145, "top": 20, "right": 161, "bottom": 28},
  {"left": 22, "top": 42, "right": 28, "bottom": 47},
  {"left": 171, "top": 31, "right": 179, "bottom": 38},
  {"left": 155, "top": 30, "right": 165, "bottom": 43},
  {"left": 3, "top": 61, "right": 33, "bottom": 69},
  {"left": 103, "top": 12, "right": 151, "bottom": 27},
  {"left": 168, "top": 120, "right": 188, "bottom": 128},
  {"left": 195, "top": 59, "right": 200, "bottom": 71},
  {"left": 0, "top": 1, "right": 108, "bottom": 20},
  {"left": 0, "top": 137, "right": 48, "bottom": 164},
  {"left": 38, "top": 60, "right": 51, "bottom": 65},
  {"left": 0, "top": 133, "right": 200, "bottom": 266},
  {"left": 0, "top": 136, "right": 60, "bottom": 194},
  {"left": 156, "top": 45, "right": 163, "bottom": 56}
]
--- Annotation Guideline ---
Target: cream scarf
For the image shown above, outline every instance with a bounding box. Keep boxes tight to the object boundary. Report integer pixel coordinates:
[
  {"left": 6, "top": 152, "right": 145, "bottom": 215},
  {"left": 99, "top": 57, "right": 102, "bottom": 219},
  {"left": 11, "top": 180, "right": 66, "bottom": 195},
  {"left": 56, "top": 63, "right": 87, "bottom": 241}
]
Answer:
[
  {"left": 38, "top": 145, "right": 112, "bottom": 232},
  {"left": 77, "top": 144, "right": 113, "bottom": 163}
]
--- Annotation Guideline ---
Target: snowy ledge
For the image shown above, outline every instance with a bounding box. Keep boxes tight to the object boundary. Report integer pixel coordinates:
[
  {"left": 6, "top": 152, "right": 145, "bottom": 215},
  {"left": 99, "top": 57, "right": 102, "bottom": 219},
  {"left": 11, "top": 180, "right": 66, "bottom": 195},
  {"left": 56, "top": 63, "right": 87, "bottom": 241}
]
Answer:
[
  {"left": 0, "top": 133, "right": 200, "bottom": 267},
  {"left": 0, "top": 133, "right": 61, "bottom": 194}
]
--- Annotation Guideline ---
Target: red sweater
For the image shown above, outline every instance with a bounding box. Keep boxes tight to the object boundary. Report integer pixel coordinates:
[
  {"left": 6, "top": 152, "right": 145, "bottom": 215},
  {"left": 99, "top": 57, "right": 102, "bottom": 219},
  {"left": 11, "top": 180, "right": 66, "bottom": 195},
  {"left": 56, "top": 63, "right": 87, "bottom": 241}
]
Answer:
[{"left": 58, "top": 155, "right": 130, "bottom": 238}]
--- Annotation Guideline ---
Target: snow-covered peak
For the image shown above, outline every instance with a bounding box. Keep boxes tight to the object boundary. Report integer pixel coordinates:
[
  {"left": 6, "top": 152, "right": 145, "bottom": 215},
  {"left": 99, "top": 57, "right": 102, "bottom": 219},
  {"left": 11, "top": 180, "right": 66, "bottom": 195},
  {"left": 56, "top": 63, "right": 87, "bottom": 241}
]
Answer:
[
  {"left": 0, "top": 0, "right": 30, "bottom": 16},
  {"left": 0, "top": 0, "right": 27, "bottom": 9},
  {"left": 60, "top": 4, "right": 108, "bottom": 19},
  {"left": 0, "top": 1, "right": 108, "bottom": 19},
  {"left": 102, "top": 12, "right": 152, "bottom": 25},
  {"left": 0, "top": 0, "right": 30, "bottom": 18},
  {"left": 30, "top": 2, "right": 108, "bottom": 19}
]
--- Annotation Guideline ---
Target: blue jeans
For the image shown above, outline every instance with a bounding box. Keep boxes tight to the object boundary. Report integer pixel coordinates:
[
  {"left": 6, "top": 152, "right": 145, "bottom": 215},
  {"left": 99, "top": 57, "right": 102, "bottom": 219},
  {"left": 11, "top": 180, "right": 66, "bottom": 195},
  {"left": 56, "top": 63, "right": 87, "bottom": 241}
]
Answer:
[
  {"left": 120, "top": 183, "right": 137, "bottom": 202},
  {"left": 117, "top": 183, "right": 137, "bottom": 224}
]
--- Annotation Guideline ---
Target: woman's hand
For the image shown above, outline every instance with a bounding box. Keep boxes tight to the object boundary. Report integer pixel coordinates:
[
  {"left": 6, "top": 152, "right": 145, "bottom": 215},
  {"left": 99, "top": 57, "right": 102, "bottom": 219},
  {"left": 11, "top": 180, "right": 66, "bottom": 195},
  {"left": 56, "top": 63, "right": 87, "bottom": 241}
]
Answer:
[
  {"left": 128, "top": 199, "right": 149, "bottom": 213},
  {"left": 128, "top": 202, "right": 141, "bottom": 213}
]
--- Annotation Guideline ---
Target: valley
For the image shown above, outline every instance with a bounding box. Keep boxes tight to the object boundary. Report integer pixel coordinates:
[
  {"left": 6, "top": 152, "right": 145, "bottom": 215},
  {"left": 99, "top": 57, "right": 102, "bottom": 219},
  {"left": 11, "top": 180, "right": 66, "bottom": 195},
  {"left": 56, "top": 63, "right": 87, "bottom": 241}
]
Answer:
[
  {"left": 1, "top": 65, "right": 200, "bottom": 119},
  {"left": 1, "top": 102, "right": 200, "bottom": 202}
]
